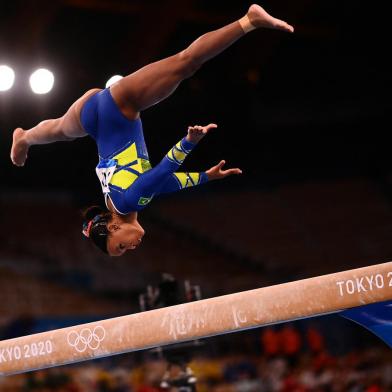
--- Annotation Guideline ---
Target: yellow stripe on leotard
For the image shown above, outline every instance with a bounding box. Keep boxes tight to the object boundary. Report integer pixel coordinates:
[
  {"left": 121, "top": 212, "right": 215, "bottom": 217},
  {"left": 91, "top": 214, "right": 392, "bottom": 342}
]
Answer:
[
  {"left": 167, "top": 141, "right": 188, "bottom": 163},
  {"left": 111, "top": 171, "right": 139, "bottom": 189},
  {"left": 109, "top": 142, "right": 151, "bottom": 190},
  {"left": 173, "top": 172, "right": 200, "bottom": 188},
  {"left": 114, "top": 143, "right": 138, "bottom": 166},
  {"left": 141, "top": 158, "right": 152, "bottom": 172}
]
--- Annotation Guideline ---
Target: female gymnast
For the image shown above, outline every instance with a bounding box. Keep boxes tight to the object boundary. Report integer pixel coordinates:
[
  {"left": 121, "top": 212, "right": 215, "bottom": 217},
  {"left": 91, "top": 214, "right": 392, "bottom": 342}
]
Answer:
[{"left": 10, "top": 4, "right": 293, "bottom": 256}]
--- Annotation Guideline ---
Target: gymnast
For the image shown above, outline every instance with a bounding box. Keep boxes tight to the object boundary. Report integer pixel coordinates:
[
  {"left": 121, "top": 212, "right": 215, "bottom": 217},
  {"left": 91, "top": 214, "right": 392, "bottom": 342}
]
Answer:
[{"left": 10, "top": 4, "right": 293, "bottom": 256}]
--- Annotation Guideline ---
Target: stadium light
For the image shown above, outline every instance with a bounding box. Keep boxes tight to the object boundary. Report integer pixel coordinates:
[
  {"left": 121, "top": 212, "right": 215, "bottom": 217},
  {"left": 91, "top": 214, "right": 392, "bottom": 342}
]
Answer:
[
  {"left": 29, "top": 68, "right": 54, "bottom": 94},
  {"left": 106, "top": 75, "right": 123, "bottom": 88},
  {"left": 0, "top": 65, "right": 15, "bottom": 91}
]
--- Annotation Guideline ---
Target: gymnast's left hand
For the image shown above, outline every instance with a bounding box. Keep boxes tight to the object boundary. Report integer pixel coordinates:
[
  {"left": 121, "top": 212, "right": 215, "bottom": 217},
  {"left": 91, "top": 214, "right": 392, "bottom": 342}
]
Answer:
[
  {"left": 205, "top": 160, "right": 242, "bottom": 181},
  {"left": 186, "top": 123, "right": 217, "bottom": 144}
]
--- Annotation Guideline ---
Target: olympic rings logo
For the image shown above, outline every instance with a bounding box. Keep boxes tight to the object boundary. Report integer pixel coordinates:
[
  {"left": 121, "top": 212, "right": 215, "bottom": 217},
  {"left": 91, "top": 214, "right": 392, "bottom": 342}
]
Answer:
[{"left": 67, "top": 326, "right": 106, "bottom": 353}]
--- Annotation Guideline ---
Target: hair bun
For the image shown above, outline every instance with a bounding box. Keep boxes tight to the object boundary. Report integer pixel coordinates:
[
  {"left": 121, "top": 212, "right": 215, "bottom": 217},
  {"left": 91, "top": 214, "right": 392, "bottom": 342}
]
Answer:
[{"left": 82, "top": 205, "right": 105, "bottom": 223}]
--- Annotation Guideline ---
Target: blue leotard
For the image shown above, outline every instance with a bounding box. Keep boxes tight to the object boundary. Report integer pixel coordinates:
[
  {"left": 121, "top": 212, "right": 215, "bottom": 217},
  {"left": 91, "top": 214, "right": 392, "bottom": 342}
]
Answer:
[{"left": 80, "top": 88, "right": 208, "bottom": 214}]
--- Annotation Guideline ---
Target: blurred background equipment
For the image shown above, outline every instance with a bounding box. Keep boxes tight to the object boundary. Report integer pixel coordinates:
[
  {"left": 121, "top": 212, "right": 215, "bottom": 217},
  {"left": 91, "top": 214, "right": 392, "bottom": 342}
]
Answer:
[{"left": 140, "top": 274, "right": 202, "bottom": 392}]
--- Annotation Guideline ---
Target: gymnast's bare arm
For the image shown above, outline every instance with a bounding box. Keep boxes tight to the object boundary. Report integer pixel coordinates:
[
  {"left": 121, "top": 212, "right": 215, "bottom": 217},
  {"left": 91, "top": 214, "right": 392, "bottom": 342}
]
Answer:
[{"left": 10, "top": 88, "right": 101, "bottom": 167}]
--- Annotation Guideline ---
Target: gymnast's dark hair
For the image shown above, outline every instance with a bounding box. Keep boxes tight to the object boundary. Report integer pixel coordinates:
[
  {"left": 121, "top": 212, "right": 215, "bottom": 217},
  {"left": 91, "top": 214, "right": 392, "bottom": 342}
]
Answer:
[{"left": 82, "top": 206, "right": 112, "bottom": 254}]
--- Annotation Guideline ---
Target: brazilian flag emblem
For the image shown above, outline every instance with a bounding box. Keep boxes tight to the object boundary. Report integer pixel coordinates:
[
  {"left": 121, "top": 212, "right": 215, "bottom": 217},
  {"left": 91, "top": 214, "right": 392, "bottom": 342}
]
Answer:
[{"left": 138, "top": 196, "right": 153, "bottom": 206}]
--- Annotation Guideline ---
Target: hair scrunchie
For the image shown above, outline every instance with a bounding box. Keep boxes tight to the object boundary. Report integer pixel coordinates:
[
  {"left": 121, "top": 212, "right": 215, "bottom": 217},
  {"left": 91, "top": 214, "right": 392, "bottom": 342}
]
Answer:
[{"left": 82, "top": 215, "right": 102, "bottom": 238}]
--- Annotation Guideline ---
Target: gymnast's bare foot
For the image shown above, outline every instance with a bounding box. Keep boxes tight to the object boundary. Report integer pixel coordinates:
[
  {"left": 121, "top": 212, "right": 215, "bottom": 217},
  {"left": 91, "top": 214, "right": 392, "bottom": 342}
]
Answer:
[
  {"left": 11, "top": 128, "right": 29, "bottom": 167},
  {"left": 248, "top": 4, "right": 294, "bottom": 33}
]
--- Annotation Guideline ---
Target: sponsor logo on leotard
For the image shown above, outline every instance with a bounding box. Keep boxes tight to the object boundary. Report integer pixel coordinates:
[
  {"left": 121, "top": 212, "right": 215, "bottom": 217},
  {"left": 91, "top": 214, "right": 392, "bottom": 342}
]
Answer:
[{"left": 96, "top": 159, "right": 117, "bottom": 194}]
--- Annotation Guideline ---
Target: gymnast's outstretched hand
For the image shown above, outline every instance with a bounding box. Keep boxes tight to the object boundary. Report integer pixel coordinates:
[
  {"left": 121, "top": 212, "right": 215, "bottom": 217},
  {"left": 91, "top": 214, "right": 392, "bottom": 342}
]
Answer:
[
  {"left": 186, "top": 123, "right": 217, "bottom": 144},
  {"left": 205, "top": 160, "right": 242, "bottom": 181}
]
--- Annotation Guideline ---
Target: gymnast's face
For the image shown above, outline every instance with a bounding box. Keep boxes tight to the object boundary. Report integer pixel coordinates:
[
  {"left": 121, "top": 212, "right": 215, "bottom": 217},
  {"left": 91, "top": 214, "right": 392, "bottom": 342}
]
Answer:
[{"left": 106, "top": 220, "right": 145, "bottom": 256}]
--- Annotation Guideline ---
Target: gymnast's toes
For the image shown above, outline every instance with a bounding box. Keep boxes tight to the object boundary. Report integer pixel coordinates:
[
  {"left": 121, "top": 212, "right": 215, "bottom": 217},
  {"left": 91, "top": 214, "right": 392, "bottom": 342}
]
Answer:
[
  {"left": 11, "top": 128, "right": 29, "bottom": 167},
  {"left": 247, "top": 4, "right": 294, "bottom": 33}
]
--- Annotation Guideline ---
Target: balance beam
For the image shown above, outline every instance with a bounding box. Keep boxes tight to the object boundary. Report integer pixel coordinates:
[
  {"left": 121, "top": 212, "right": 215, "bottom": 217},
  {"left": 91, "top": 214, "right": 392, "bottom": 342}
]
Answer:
[{"left": 1, "top": 262, "right": 391, "bottom": 376}]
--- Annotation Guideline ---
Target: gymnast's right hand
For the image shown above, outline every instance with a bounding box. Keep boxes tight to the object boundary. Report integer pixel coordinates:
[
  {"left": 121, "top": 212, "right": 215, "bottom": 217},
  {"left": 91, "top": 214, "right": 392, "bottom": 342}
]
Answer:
[
  {"left": 11, "top": 128, "right": 29, "bottom": 167},
  {"left": 205, "top": 160, "right": 242, "bottom": 181},
  {"left": 186, "top": 123, "right": 217, "bottom": 144}
]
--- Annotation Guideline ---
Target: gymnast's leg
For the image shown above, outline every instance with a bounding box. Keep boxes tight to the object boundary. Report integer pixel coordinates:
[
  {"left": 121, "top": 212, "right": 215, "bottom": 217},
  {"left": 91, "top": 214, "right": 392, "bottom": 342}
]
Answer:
[
  {"left": 10, "top": 88, "right": 99, "bottom": 166},
  {"left": 110, "top": 4, "right": 293, "bottom": 119}
]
